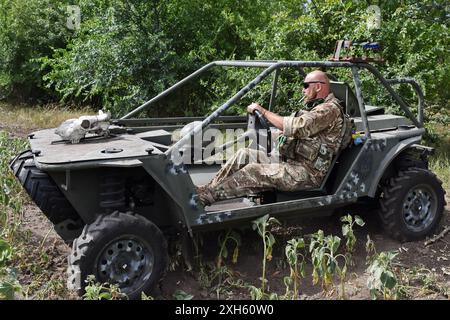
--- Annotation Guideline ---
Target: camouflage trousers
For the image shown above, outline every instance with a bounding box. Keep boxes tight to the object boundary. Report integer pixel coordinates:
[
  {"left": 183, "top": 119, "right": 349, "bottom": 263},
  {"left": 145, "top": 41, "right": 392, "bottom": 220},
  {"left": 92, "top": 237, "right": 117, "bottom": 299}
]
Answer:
[{"left": 198, "top": 148, "right": 322, "bottom": 204}]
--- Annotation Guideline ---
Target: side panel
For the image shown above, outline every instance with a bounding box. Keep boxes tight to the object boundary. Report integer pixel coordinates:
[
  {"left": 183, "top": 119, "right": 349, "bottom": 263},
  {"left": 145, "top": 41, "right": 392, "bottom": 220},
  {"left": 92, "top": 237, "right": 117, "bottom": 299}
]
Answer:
[
  {"left": 367, "top": 136, "right": 422, "bottom": 197},
  {"left": 139, "top": 156, "right": 204, "bottom": 233},
  {"left": 333, "top": 137, "right": 395, "bottom": 199},
  {"left": 50, "top": 166, "right": 179, "bottom": 228},
  {"left": 50, "top": 169, "right": 101, "bottom": 224}
]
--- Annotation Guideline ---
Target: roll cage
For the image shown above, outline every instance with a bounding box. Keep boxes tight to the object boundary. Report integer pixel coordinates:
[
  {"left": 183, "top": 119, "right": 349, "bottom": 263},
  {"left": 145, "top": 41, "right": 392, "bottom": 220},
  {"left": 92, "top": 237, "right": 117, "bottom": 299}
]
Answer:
[{"left": 115, "top": 60, "right": 425, "bottom": 162}]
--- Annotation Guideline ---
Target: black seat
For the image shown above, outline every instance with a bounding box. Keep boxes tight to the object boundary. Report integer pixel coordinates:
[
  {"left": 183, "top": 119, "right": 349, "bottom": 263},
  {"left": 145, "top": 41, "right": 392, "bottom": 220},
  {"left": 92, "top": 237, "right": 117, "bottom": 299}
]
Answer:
[{"left": 329, "top": 81, "right": 360, "bottom": 117}]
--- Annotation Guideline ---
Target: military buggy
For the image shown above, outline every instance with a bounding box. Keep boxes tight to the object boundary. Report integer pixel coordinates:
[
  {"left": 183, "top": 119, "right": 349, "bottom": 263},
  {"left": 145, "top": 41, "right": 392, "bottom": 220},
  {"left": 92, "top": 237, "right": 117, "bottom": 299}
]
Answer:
[{"left": 10, "top": 58, "right": 445, "bottom": 298}]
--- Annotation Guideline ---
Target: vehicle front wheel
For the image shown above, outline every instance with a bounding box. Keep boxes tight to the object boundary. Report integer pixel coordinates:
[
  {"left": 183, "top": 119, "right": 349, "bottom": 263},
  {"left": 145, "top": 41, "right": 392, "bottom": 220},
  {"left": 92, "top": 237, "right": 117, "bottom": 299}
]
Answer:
[
  {"left": 378, "top": 168, "right": 446, "bottom": 242},
  {"left": 67, "top": 212, "right": 168, "bottom": 299}
]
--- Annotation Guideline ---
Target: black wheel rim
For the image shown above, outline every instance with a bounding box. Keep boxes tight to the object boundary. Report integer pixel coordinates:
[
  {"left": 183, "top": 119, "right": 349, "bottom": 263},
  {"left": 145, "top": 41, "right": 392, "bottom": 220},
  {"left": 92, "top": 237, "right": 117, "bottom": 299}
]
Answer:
[
  {"left": 96, "top": 236, "right": 154, "bottom": 293},
  {"left": 402, "top": 184, "right": 437, "bottom": 233}
]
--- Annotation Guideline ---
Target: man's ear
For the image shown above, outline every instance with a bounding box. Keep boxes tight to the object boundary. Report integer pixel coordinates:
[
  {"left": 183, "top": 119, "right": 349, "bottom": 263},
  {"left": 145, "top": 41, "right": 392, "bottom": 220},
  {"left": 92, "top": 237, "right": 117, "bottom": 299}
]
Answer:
[{"left": 315, "top": 83, "right": 322, "bottom": 93}]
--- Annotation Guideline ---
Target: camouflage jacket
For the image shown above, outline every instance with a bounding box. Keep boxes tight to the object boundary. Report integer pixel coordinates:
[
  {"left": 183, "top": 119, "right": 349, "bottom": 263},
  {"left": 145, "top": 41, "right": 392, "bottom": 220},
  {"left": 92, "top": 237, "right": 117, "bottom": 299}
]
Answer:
[{"left": 279, "top": 93, "right": 348, "bottom": 179}]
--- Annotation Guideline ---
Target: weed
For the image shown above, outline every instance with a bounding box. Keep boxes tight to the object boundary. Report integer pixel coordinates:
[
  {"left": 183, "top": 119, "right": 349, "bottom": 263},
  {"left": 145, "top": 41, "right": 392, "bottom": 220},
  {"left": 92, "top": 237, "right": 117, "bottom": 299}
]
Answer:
[
  {"left": 192, "top": 230, "right": 241, "bottom": 299},
  {"left": 0, "top": 238, "right": 22, "bottom": 299},
  {"left": 398, "top": 267, "right": 449, "bottom": 298},
  {"left": 365, "top": 235, "right": 377, "bottom": 264},
  {"left": 173, "top": 289, "right": 194, "bottom": 300},
  {"left": 340, "top": 214, "right": 365, "bottom": 265},
  {"left": 366, "top": 251, "right": 400, "bottom": 300},
  {"left": 206, "top": 229, "right": 243, "bottom": 299},
  {"left": 216, "top": 229, "right": 241, "bottom": 268},
  {"left": 32, "top": 278, "right": 68, "bottom": 300},
  {"left": 82, "top": 275, "right": 126, "bottom": 300},
  {"left": 283, "top": 238, "right": 306, "bottom": 299},
  {"left": 248, "top": 285, "right": 280, "bottom": 300},
  {"left": 0, "top": 239, "right": 13, "bottom": 265},
  {"left": 0, "top": 267, "right": 22, "bottom": 300},
  {"left": 197, "top": 261, "right": 212, "bottom": 289},
  {"left": 309, "top": 230, "right": 348, "bottom": 298},
  {"left": 430, "top": 153, "right": 450, "bottom": 192},
  {"left": 168, "top": 240, "right": 183, "bottom": 272},
  {"left": 251, "top": 214, "right": 280, "bottom": 296},
  {"left": 0, "top": 131, "right": 27, "bottom": 237},
  {"left": 141, "top": 292, "right": 154, "bottom": 300},
  {"left": 197, "top": 259, "right": 242, "bottom": 300}
]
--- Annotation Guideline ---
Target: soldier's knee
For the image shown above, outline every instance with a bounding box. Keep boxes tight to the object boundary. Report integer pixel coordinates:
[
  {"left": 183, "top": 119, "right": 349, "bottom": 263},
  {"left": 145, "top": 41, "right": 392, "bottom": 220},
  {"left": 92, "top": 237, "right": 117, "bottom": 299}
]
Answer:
[{"left": 242, "top": 163, "right": 266, "bottom": 177}]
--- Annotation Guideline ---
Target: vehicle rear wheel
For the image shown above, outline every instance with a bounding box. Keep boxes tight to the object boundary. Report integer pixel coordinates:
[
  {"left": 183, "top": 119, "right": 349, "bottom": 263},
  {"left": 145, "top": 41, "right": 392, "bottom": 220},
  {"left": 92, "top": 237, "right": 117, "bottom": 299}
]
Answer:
[
  {"left": 67, "top": 211, "right": 168, "bottom": 300},
  {"left": 378, "top": 167, "right": 446, "bottom": 242}
]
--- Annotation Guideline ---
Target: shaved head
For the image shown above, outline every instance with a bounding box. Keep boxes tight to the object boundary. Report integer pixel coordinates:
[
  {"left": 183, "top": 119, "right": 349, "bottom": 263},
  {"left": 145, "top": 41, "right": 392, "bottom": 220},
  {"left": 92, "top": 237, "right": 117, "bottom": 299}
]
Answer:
[
  {"left": 302, "top": 70, "right": 331, "bottom": 102},
  {"left": 304, "top": 70, "right": 330, "bottom": 86}
]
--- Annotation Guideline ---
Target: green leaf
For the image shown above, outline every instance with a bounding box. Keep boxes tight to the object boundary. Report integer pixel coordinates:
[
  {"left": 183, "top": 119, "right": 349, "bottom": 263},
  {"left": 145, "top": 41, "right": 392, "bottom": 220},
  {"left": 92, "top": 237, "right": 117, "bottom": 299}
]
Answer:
[
  {"left": 0, "top": 281, "right": 16, "bottom": 300},
  {"left": 354, "top": 215, "right": 365, "bottom": 226},
  {"left": 331, "top": 236, "right": 341, "bottom": 254},
  {"left": 342, "top": 224, "right": 350, "bottom": 237},
  {"left": 99, "top": 292, "right": 112, "bottom": 300},
  {"left": 312, "top": 269, "right": 319, "bottom": 285},
  {"left": 380, "top": 271, "right": 397, "bottom": 290},
  {"left": 173, "top": 289, "right": 194, "bottom": 300},
  {"left": 268, "top": 234, "right": 276, "bottom": 247},
  {"left": 340, "top": 214, "right": 352, "bottom": 224},
  {"left": 222, "top": 246, "right": 228, "bottom": 259},
  {"left": 0, "top": 240, "right": 13, "bottom": 266},
  {"left": 299, "top": 261, "right": 306, "bottom": 278},
  {"left": 283, "top": 276, "right": 293, "bottom": 287},
  {"left": 232, "top": 246, "right": 239, "bottom": 264}
]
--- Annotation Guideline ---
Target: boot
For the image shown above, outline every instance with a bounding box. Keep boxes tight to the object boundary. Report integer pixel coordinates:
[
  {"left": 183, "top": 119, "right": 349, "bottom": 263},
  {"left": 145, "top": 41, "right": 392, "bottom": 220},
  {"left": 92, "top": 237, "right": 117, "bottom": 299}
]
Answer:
[{"left": 195, "top": 185, "right": 215, "bottom": 207}]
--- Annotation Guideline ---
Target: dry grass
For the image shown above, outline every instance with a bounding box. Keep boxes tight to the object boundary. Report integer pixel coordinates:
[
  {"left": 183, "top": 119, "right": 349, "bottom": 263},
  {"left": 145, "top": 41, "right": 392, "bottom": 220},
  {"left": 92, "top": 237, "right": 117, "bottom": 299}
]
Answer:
[
  {"left": 430, "top": 154, "right": 450, "bottom": 193},
  {"left": 428, "top": 123, "right": 450, "bottom": 193},
  {"left": 0, "top": 102, "right": 93, "bottom": 132}
]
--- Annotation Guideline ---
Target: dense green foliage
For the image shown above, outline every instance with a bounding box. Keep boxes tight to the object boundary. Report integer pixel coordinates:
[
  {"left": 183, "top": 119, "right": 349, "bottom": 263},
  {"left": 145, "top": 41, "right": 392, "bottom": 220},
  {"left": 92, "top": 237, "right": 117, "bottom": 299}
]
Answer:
[
  {"left": 0, "top": 0, "right": 448, "bottom": 118},
  {"left": 0, "top": 0, "right": 73, "bottom": 100}
]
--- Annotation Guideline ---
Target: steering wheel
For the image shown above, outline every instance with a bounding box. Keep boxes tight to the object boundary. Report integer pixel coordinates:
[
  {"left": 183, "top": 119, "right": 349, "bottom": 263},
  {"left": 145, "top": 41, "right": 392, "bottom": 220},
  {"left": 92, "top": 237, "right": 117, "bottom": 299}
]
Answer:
[
  {"left": 253, "top": 109, "right": 271, "bottom": 130},
  {"left": 247, "top": 109, "right": 272, "bottom": 154}
]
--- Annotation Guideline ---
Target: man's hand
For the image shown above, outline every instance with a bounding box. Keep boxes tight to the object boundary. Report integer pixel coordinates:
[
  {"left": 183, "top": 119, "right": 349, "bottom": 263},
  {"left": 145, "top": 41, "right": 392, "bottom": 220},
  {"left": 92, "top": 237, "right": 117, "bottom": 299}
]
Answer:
[
  {"left": 247, "top": 102, "right": 264, "bottom": 115},
  {"left": 247, "top": 102, "right": 284, "bottom": 131}
]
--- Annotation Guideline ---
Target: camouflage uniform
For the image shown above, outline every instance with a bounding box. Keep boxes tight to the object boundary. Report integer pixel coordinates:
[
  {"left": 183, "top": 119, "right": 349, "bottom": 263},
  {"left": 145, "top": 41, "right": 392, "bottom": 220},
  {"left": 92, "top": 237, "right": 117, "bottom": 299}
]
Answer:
[{"left": 198, "top": 93, "right": 348, "bottom": 205}]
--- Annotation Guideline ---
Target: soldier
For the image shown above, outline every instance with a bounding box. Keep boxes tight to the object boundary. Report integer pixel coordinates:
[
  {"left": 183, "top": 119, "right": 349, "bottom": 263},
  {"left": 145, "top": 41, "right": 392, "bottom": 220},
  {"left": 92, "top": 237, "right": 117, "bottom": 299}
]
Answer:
[{"left": 197, "top": 70, "right": 352, "bottom": 206}]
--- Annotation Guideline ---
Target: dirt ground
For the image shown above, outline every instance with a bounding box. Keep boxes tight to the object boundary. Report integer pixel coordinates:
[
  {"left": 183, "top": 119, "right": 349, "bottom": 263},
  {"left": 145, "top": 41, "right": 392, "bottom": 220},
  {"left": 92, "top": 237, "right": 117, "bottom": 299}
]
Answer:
[
  {"left": 16, "top": 196, "right": 450, "bottom": 300},
  {"left": 4, "top": 126, "right": 450, "bottom": 300}
]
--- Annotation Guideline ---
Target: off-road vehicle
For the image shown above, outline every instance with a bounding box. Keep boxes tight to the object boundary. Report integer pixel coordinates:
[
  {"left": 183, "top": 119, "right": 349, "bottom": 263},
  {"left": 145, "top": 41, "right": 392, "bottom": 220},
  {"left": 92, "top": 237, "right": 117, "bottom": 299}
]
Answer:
[{"left": 10, "top": 55, "right": 445, "bottom": 298}]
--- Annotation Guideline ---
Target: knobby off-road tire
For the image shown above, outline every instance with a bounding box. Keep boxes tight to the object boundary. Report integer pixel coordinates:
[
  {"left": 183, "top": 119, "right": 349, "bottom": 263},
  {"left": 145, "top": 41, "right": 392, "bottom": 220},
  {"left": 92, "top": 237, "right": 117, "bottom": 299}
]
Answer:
[
  {"left": 9, "top": 150, "right": 83, "bottom": 242},
  {"left": 379, "top": 167, "right": 446, "bottom": 242},
  {"left": 67, "top": 212, "right": 168, "bottom": 300},
  {"left": 395, "top": 151, "right": 428, "bottom": 171}
]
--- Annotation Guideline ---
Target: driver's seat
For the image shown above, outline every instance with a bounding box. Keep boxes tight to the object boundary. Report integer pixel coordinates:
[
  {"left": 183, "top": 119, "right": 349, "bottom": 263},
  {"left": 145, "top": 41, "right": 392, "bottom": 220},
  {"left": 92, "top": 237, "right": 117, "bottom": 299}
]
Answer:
[{"left": 329, "top": 81, "right": 359, "bottom": 117}]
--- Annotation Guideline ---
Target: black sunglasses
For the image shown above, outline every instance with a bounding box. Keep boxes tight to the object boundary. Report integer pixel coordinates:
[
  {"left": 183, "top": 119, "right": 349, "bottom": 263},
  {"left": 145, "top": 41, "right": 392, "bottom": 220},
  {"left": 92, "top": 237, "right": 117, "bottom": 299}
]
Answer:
[{"left": 302, "top": 81, "right": 325, "bottom": 89}]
